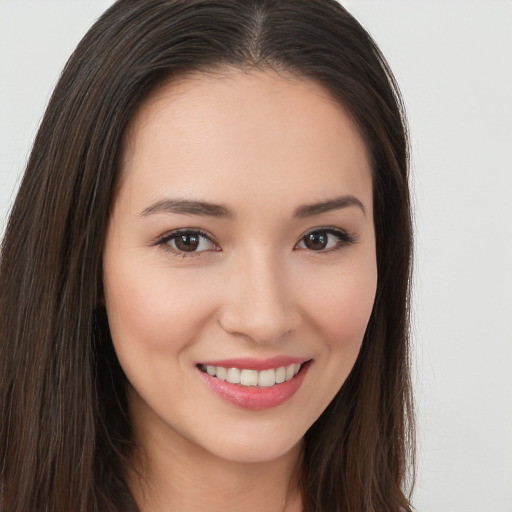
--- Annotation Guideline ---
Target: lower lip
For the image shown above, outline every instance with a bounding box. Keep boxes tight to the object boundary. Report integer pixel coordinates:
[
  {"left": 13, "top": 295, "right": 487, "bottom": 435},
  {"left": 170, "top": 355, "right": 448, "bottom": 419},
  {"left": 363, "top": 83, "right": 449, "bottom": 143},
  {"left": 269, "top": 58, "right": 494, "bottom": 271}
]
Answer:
[{"left": 197, "top": 362, "right": 310, "bottom": 410}]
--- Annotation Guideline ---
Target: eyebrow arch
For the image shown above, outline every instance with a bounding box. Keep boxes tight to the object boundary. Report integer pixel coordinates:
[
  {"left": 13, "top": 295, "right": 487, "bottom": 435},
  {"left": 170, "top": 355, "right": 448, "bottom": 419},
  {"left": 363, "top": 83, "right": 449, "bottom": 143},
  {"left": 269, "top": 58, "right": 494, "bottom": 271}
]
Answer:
[
  {"left": 294, "top": 195, "right": 366, "bottom": 218},
  {"left": 140, "top": 198, "right": 233, "bottom": 218}
]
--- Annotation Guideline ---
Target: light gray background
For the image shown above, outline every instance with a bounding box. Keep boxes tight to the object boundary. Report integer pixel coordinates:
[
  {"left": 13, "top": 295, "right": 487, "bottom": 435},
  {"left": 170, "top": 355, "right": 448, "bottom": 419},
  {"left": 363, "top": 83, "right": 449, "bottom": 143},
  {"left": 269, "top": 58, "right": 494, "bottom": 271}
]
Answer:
[{"left": 1, "top": 1, "right": 511, "bottom": 510}]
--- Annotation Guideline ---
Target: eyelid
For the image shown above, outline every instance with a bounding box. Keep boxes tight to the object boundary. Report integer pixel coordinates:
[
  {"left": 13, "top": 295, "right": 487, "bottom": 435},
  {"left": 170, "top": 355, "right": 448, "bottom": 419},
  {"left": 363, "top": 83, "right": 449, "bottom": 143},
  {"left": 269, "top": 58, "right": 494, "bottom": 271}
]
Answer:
[
  {"left": 152, "top": 226, "right": 356, "bottom": 258},
  {"left": 294, "top": 226, "right": 357, "bottom": 252},
  {"left": 154, "top": 228, "right": 220, "bottom": 257}
]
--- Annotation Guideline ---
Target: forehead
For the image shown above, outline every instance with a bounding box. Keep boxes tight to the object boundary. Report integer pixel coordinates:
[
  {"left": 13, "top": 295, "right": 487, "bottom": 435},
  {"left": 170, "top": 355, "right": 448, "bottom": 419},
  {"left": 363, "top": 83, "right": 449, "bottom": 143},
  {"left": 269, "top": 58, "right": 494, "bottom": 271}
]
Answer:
[{"left": 119, "top": 69, "right": 372, "bottom": 214}]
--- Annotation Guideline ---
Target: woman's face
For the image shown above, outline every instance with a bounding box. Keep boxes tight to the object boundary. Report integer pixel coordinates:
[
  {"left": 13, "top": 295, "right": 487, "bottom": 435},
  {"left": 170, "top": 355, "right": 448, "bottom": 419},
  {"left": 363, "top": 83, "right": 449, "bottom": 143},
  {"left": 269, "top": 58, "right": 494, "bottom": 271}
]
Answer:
[{"left": 103, "top": 70, "right": 377, "bottom": 464}]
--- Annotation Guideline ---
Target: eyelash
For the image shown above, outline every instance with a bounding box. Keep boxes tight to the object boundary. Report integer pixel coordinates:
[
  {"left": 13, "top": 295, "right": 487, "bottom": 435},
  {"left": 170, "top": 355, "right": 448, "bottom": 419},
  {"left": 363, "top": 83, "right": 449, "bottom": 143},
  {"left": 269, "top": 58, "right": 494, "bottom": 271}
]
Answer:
[
  {"left": 295, "top": 227, "right": 357, "bottom": 253},
  {"left": 155, "top": 229, "right": 219, "bottom": 258},
  {"left": 154, "top": 227, "right": 356, "bottom": 258}
]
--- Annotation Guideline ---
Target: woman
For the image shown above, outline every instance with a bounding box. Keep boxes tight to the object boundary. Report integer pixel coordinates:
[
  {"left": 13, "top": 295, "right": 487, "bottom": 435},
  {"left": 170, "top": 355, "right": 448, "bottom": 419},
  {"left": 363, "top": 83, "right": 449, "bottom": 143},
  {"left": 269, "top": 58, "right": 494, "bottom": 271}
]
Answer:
[{"left": 0, "top": 1, "right": 414, "bottom": 511}]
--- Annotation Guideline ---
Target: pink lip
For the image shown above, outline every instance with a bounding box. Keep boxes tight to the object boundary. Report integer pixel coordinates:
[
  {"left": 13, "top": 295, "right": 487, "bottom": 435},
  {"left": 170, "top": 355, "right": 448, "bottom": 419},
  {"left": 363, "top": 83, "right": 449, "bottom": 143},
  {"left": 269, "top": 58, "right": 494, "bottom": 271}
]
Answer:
[
  {"left": 198, "top": 356, "right": 309, "bottom": 371},
  {"left": 197, "top": 360, "right": 311, "bottom": 410}
]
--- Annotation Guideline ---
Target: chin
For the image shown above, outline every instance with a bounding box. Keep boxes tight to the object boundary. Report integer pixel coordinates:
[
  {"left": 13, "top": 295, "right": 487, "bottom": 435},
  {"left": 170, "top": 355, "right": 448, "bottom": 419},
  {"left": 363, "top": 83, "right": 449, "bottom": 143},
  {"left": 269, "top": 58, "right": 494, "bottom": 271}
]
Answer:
[
  {"left": 208, "top": 436, "right": 303, "bottom": 465},
  {"left": 184, "top": 419, "right": 305, "bottom": 465}
]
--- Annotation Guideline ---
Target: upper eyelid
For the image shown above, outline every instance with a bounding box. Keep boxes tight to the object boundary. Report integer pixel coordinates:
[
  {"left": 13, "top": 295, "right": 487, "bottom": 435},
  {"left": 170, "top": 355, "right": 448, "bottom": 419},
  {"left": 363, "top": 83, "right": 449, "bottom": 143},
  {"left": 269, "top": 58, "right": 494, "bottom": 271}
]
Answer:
[
  {"left": 156, "top": 225, "right": 347, "bottom": 237},
  {"left": 297, "top": 226, "right": 352, "bottom": 239}
]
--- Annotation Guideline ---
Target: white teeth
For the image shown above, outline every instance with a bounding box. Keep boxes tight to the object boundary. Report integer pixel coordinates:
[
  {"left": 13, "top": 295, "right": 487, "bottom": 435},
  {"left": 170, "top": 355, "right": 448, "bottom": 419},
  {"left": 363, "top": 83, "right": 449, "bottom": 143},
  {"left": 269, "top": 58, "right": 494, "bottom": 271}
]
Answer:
[
  {"left": 258, "top": 369, "right": 276, "bottom": 387},
  {"left": 226, "top": 367, "right": 241, "bottom": 384},
  {"left": 202, "top": 362, "right": 304, "bottom": 387},
  {"left": 275, "top": 366, "right": 286, "bottom": 384},
  {"left": 240, "top": 369, "right": 258, "bottom": 386}
]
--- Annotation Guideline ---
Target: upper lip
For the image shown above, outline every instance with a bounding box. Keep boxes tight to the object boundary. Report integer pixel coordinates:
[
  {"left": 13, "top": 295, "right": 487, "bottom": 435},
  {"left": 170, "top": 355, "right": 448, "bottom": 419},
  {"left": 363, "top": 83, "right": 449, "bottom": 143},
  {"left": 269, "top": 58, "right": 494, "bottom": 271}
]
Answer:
[{"left": 197, "top": 356, "right": 310, "bottom": 371}]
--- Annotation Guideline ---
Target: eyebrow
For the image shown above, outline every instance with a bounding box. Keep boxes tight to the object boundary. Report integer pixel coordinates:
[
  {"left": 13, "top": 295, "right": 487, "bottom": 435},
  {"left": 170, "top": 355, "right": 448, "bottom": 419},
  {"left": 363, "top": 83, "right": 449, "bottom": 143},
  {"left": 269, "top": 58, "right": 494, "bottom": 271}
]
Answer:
[
  {"left": 140, "top": 194, "right": 365, "bottom": 219},
  {"left": 140, "top": 198, "right": 233, "bottom": 218},
  {"left": 294, "top": 195, "right": 366, "bottom": 217}
]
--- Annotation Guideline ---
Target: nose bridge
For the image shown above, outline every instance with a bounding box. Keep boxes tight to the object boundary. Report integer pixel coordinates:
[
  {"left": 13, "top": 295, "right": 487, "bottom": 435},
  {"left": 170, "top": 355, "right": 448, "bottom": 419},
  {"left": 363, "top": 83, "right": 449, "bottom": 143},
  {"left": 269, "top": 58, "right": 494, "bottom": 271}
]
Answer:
[{"left": 219, "top": 244, "right": 298, "bottom": 343}]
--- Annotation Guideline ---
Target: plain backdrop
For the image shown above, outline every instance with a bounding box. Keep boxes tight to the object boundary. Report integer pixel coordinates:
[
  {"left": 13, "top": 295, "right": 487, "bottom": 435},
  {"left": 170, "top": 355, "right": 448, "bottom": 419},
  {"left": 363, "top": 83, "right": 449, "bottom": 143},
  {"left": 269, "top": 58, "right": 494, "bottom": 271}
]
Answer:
[{"left": 1, "top": 1, "right": 511, "bottom": 511}]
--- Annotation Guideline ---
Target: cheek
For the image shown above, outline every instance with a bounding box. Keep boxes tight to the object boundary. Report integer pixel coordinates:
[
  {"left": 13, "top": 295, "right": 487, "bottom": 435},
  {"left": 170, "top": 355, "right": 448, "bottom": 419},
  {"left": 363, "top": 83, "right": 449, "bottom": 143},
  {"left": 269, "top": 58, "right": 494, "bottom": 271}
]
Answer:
[
  {"left": 290, "top": 260, "right": 377, "bottom": 423},
  {"left": 103, "top": 259, "right": 221, "bottom": 360},
  {"left": 304, "top": 264, "right": 377, "bottom": 350}
]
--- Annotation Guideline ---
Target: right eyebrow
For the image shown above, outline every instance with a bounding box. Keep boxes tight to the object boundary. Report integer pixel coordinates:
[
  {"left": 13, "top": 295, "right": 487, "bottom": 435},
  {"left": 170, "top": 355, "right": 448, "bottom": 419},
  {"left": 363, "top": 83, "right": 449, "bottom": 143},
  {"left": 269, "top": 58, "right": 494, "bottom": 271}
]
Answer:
[{"left": 139, "top": 198, "right": 234, "bottom": 218}]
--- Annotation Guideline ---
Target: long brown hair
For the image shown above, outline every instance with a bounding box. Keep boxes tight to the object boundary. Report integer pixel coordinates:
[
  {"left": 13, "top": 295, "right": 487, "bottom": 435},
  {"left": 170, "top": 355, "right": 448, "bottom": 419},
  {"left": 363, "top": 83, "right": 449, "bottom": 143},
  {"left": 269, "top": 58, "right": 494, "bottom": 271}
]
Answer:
[{"left": 0, "top": 1, "right": 414, "bottom": 511}]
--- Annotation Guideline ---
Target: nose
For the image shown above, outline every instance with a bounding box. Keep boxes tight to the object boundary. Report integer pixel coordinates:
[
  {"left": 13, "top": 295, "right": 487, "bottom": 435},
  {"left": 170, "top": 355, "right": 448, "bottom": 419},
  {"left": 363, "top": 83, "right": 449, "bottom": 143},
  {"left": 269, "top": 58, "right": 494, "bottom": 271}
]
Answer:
[{"left": 218, "top": 250, "right": 300, "bottom": 344}]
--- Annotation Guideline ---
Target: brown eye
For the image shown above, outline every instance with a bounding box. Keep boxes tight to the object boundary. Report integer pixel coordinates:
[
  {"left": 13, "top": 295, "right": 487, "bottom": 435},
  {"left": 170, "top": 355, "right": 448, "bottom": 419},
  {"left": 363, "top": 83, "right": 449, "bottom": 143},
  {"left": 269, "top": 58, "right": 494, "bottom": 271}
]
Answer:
[
  {"left": 296, "top": 228, "right": 355, "bottom": 252},
  {"left": 174, "top": 233, "right": 201, "bottom": 252},
  {"left": 161, "top": 230, "right": 216, "bottom": 255},
  {"left": 303, "top": 231, "right": 329, "bottom": 251}
]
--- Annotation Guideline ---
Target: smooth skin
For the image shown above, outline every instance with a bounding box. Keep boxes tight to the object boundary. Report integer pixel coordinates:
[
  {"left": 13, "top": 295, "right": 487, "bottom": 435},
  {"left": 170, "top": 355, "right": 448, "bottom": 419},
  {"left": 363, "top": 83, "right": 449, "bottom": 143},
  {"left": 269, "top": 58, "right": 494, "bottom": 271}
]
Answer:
[{"left": 103, "top": 68, "right": 377, "bottom": 512}]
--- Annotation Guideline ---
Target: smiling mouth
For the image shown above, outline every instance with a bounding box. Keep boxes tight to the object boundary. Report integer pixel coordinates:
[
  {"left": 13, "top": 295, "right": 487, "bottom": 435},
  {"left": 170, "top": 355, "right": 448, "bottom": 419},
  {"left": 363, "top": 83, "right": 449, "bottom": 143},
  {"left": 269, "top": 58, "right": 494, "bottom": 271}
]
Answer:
[{"left": 198, "top": 362, "right": 307, "bottom": 388}]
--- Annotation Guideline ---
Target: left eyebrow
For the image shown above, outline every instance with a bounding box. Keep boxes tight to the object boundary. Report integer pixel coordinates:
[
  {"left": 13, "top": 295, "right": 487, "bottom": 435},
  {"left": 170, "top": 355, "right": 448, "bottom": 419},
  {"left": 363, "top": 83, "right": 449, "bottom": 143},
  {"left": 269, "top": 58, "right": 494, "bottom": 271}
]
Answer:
[{"left": 294, "top": 195, "right": 366, "bottom": 218}]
